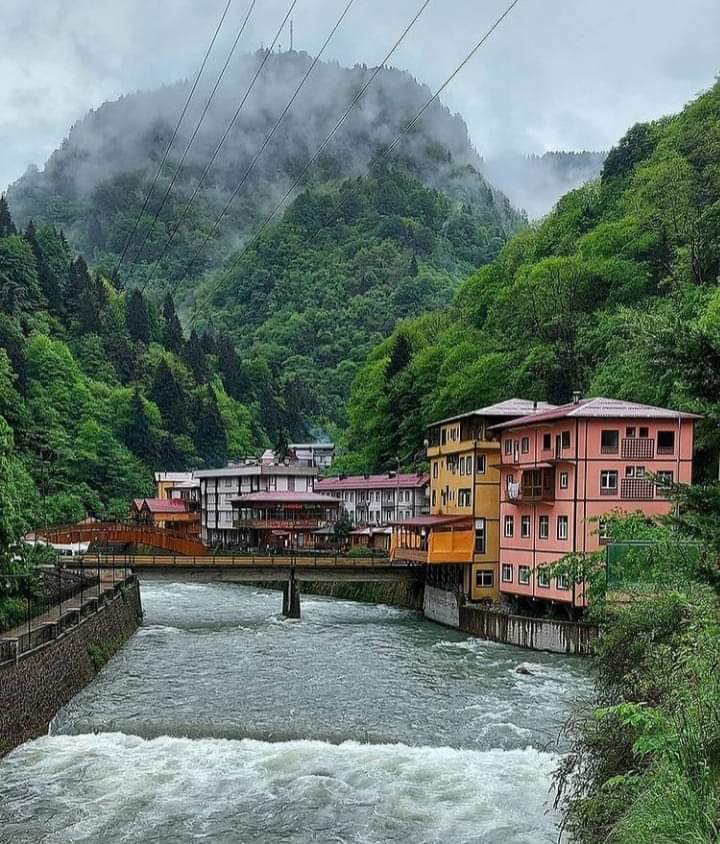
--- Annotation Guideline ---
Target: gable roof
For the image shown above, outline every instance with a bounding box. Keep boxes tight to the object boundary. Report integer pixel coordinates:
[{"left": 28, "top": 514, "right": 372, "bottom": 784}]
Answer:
[
  {"left": 490, "top": 397, "right": 702, "bottom": 430},
  {"left": 430, "top": 399, "right": 557, "bottom": 427},
  {"left": 315, "top": 473, "right": 429, "bottom": 491}
]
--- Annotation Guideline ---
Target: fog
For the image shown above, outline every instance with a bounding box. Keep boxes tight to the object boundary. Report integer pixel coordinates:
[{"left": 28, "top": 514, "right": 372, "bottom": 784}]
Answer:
[{"left": 2, "top": 0, "right": 719, "bottom": 213}]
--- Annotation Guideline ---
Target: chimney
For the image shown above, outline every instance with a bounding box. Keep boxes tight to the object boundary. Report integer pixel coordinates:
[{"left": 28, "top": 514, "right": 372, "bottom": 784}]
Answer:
[{"left": 572, "top": 391, "right": 582, "bottom": 405}]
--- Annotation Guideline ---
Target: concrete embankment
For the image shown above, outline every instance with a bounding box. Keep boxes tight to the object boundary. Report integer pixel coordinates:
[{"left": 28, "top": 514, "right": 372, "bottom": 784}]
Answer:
[
  {"left": 253, "top": 578, "right": 424, "bottom": 610},
  {"left": 423, "top": 584, "right": 597, "bottom": 655},
  {"left": 0, "top": 577, "right": 143, "bottom": 758}
]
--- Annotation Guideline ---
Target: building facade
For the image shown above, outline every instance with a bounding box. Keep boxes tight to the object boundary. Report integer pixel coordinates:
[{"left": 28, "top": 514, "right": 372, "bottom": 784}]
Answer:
[
  {"left": 315, "top": 473, "right": 429, "bottom": 526},
  {"left": 493, "top": 397, "right": 699, "bottom": 609},
  {"left": 391, "top": 400, "right": 554, "bottom": 602},
  {"left": 289, "top": 443, "right": 335, "bottom": 470},
  {"left": 195, "top": 454, "right": 319, "bottom": 547}
]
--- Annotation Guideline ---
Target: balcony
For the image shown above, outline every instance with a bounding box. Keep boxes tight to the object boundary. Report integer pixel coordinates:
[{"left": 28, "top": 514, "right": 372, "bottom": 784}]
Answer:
[
  {"left": 620, "top": 478, "right": 655, "bottom": 501},
  {"left": 234, "top": 517, "right": 325, "bottom": 530},
  {"left": 621, "top": 438, "right": 654, "bottom": 459},
  {"left": 508, "top": 468, "right": 555, "bottom": 504}
]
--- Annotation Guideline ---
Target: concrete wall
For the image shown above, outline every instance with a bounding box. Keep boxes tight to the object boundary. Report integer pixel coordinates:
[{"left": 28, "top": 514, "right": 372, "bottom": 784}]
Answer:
[
  {"left": 423, "top": 584, "right": 461, "bottom": 627},
  {"left": 423, "top": 584, "right": 597, "bottom": 655},
  {"left": 0, "top": 579, "right": 143, "bottom": 758},
  {"left": 253, "top": 578, "right": 424, "bottom": 610}
]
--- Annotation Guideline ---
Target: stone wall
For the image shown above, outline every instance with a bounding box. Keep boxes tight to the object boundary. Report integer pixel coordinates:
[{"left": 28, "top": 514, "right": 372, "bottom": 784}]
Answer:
[
  {"left": 423, "top": 584, "right": 597, "bottom": 655},
  {"left": 0, "top": 579, "right": 143, "bottom": 758}
]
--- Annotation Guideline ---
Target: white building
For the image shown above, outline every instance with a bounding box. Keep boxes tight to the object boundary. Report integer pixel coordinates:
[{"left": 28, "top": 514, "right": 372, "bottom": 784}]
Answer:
[
  {"left": 194, "top": 453, "right": 318, "bottom": 546},
  {"left": 290, "top": 443, "right": 335, "bottom": 469},
  {"left": 315, "top": 473, "right": 429, "bottom": 527}
]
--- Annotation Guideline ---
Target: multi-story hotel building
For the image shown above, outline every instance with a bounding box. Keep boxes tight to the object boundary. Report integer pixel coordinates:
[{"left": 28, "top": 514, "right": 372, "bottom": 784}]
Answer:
[
  {"left": 391, "top": 400, "right": 554, "bottom": 602},
  {"left": 194, "top": 451, "right": 326, "bottom": 547},
  {"left": 315, "top": 473, "right": 429, "bottom": 526},
  {"left": 492, "top": 397, "right": 699, "bottom": 610}
]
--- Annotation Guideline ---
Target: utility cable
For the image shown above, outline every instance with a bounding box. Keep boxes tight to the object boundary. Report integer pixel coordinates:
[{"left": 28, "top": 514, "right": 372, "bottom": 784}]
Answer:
[
  {"left": 112, "top": 0, "right": 234, "bottom": 279},
  {"left": 179, "top": 0, "right": 357, "bottom": 283},
  {"left": 188, "top": 0, "right": 432, "bottom": 325},
  {"left": 141, "top": 0, "right": 297, "bottom": 293},
  {"left": 132, "top": 0, "right": 259, "bottom": 271}
]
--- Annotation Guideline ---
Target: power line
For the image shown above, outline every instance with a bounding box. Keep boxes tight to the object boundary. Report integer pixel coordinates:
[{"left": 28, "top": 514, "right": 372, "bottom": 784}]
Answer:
[
  {"left": 112, "top": 0, "right": 234, "bottom": 280},
  {"left": 179, "top": 0, "right": 357, "bottom": 283},
  {"left": 382, "top": 0, "right": 523, "bottom": 159},
  {"left": 141, "top": 0, "right": 297, "bottom": 293},
  {"left": 130, "top": 0, "right": 259, "bottom": 271},
  {"left": 189, "top": 0, "right": 433, "bottom": 326}
]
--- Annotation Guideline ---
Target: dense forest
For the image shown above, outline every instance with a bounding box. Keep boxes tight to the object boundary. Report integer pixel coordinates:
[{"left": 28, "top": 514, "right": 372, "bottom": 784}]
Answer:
[
  {"left": 0, "top": 198, "right": 268, "bottom": 533},
  {"left": 344, "top": 80, "right": 720, "bottom": 478}
]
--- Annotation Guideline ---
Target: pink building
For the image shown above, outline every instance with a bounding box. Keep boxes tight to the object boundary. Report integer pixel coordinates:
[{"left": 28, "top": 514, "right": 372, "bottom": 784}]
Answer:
[{"left": 492, "top": 397, "right": 699, "bottom": 609}]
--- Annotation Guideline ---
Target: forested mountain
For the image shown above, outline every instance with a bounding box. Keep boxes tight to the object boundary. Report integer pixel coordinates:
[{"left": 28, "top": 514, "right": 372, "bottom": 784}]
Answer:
[
  {"left": 343, "top": 81, "right": 720, "bottom": 477},
  {"left": 0, "top": 198, "right": 268, "bottom": 526},
  {"left": 6, "top": 51, "right": 522, "bottom": 436},
  {"left": 7, "top": 50, "right": 516, "bottom": 296},
  {"left": 482, "top": 151, "right": 606, "bottom": 219}
]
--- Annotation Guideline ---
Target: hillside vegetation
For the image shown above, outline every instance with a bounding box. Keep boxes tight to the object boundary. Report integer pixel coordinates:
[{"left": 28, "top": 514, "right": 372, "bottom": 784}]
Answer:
[{"left": 344, "top": 80, "right": 720, "bottom": 476}]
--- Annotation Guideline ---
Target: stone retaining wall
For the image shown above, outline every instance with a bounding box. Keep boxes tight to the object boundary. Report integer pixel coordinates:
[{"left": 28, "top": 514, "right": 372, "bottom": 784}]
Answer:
[
  {"left": 0, "top": 578, "right": 143, "bottom": 758},
  {"left": 423, "top": 584, "right": 597, "bottom": 655}
]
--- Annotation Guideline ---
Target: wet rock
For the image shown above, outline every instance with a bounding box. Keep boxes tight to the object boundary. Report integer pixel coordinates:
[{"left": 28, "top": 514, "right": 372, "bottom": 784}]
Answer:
[{"left": 515, "top": 663, "right": 534, "bottom": 676}]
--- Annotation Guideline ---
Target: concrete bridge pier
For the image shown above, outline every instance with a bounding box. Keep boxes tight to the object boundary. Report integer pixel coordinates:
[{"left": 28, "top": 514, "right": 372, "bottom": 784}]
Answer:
[{"left": 282, "top": 571, "right": 301, "bottom": 619}]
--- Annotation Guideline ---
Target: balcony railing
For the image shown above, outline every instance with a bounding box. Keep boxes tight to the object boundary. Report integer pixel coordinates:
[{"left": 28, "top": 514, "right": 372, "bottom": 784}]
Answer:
[
  {"left": 621, "top": 478, "right": 655, "bottom": 501},
  {"left": 621, "top": 438, "right": 654, "bottom": 459}
]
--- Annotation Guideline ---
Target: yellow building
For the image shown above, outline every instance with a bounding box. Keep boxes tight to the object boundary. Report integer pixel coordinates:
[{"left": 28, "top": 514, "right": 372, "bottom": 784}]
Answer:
[{"left": 392, "top": 400, "right": 551, "bottom": 602}]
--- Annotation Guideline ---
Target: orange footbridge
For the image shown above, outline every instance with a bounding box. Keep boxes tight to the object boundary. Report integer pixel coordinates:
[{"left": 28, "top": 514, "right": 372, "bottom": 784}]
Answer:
[{"left": 36, "top": 522, "right": 206, "bottom": 557}]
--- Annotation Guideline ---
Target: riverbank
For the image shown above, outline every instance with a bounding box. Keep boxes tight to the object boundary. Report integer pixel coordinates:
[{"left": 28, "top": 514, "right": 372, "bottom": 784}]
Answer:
[{"left": 0, "top": 576, "right": 142, "bottom": 758}]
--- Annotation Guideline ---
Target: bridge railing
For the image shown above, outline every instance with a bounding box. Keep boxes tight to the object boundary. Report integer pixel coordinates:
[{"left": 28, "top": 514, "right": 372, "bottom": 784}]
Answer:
[{"left": 77, "top": 551, "right": 421, "bottom": 570}]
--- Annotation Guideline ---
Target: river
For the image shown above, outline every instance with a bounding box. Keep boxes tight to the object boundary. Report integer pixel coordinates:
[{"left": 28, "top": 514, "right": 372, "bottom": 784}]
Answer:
[{"left": 0, "top": 581, "right": 590, "bottom": 843}]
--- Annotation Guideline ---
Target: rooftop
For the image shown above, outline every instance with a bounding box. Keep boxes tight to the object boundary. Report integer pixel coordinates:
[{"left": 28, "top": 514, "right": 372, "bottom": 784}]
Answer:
[
  {"left": 133, "top": 498, "right": 189, "bottom": 514},
  {"left": 430, "top": 399, "right": 557, "bottom": 427},
  {"left": 315, "top": 473, "right": 429, "bottom": 491},
  {"left": 491, "top": 397, "right": 702, "bottom": 429},
  {"left": 230, "top": 491, "right": 341, "bottom": 506},
  {"left": 390, "top": 514, "right": 473, "bottom": 528}
]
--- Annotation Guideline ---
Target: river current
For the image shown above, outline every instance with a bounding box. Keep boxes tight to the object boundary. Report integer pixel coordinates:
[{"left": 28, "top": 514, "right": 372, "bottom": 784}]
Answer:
[{"left": 0, "top": 581, "right": 590, "bottom": 843}]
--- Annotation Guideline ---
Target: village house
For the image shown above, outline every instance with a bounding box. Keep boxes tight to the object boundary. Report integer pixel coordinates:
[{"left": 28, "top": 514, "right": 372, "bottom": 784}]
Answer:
[{"left": 492, "top": 396, "right": 699, "bottom": 610}]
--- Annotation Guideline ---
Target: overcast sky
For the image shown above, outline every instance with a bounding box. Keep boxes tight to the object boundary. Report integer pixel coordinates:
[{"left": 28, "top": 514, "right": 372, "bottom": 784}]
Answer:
[{"left": 1, "top": 0, "right": 718, "bottom": 191}]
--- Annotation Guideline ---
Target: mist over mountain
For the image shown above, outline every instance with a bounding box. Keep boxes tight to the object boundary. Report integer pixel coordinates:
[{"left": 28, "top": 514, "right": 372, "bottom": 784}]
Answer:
[
  {"left": 482, "top": 151, "right": 606, "bottom": 219},
  {"left": 7, "top": 49, "right": 517, "bottom": 294}
]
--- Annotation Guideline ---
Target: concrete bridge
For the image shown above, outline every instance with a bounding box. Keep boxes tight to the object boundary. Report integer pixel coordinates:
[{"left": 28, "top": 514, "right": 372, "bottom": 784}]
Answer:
[{"left": 69, "top": 553, "right": 421, "bottom": 619}]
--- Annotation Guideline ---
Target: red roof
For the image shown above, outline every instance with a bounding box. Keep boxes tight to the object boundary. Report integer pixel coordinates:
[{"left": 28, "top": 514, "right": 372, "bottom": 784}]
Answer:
[
  {"left": 231, "top": 491, "right": 341, "bottom": 505},
  {"left": 316, "top": 473, "right": 429, "bottom": 491},
  {"left": 491, "top": 397, "right": 701, "bottom": 430},
  {"left": 133, "top": 498, "right": 189, "bottom": 514}
]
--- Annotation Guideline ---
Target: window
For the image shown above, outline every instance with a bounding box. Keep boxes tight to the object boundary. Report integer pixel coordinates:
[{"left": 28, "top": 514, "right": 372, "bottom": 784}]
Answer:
[
  {"left": 465, "top": 456, "right": 473, "bottom": 475},
  {"left": 598, "top": 519, "right": 610, "bottom": 543},
  {"left": 521, "top": 437, "right": 529, "bottom": 454},
  {"left": 557, "top": 574, "right": 569, "bottom": 590},
  {"left": 458, "top": 488, "right": 472, "bottom": 507},
  {"left": 639, "top": 427, "right": 649, "bottom": 438},
  {"left": 601, "top": 429, "right": 619, "bottom": 453},
  {"left": 559, "top": 472, "right": 569, "bottom": 489},
  {"left": 557, "top": 515, "right": 569, "bottom": 540},
  {"left": 518, "top": 566, "right": 531, "bottom": 585},
  {"left": 476, "top": 455, "right": 486, "bottom": 475},
  {"left": 539, "top": 515, "right": 549, "bottom": 539},
  {"left": 657, "top": 430, "right": 675, "bottom": 453},
  {"left": 600, "top": 470, "right": 618, "bottom": 493},
  {"left": 474, "top": 519, "right": 486, "bottom": 554},
  {"left": 561, "top": 430, "right": 571, "bottom": 449},
  {"left": 504, "top": 438, "right": 512, "bottom": 455},
  {"left": 432, "top": 461, "right": 438, "bottom": 479},
  {"left": 543, "top": 433, "right": 552, "bottom": 450},
  {"left": 626, "top": 466, "right": 646, "bottom": 478},
  {"left": 656, "top": 470, "right": 674, "bottom": 495},
  {"left": 521, "top": 515, "right": 531, "bottom": 538},
  {"left": 626, "top": 426, "right": 636, "bottom": 438},
  {"left": 504, "top": 515, "right": 514, "bottom": 538},
  {"left": 459, "top": 456, "right": 466, "bottom": 475},
  {"left": 537, "top": 568, "right": 550, "bottom": 588},
  {"left": 431, "top": 490, "right": 436, "bottom": 507},
  {"left": 502, "top": 564, "right": 513, "bottom": 583},
  {"left": 475, "top": 569, "right": 494, "bottom": 588},
  {"left": 441, "top": 428, "right": 447, "bottom": 445}
]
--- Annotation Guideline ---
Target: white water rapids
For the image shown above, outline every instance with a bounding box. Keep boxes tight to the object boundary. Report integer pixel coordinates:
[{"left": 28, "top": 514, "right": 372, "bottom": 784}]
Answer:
[{"left": 0, "top": 581, "right": 591, "bottom": 842}]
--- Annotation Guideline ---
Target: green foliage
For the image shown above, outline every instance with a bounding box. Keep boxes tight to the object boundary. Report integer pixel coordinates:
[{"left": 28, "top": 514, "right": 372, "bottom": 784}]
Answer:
[{"left": 345, "top": 81, "right": 720, "bottom": 475}]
